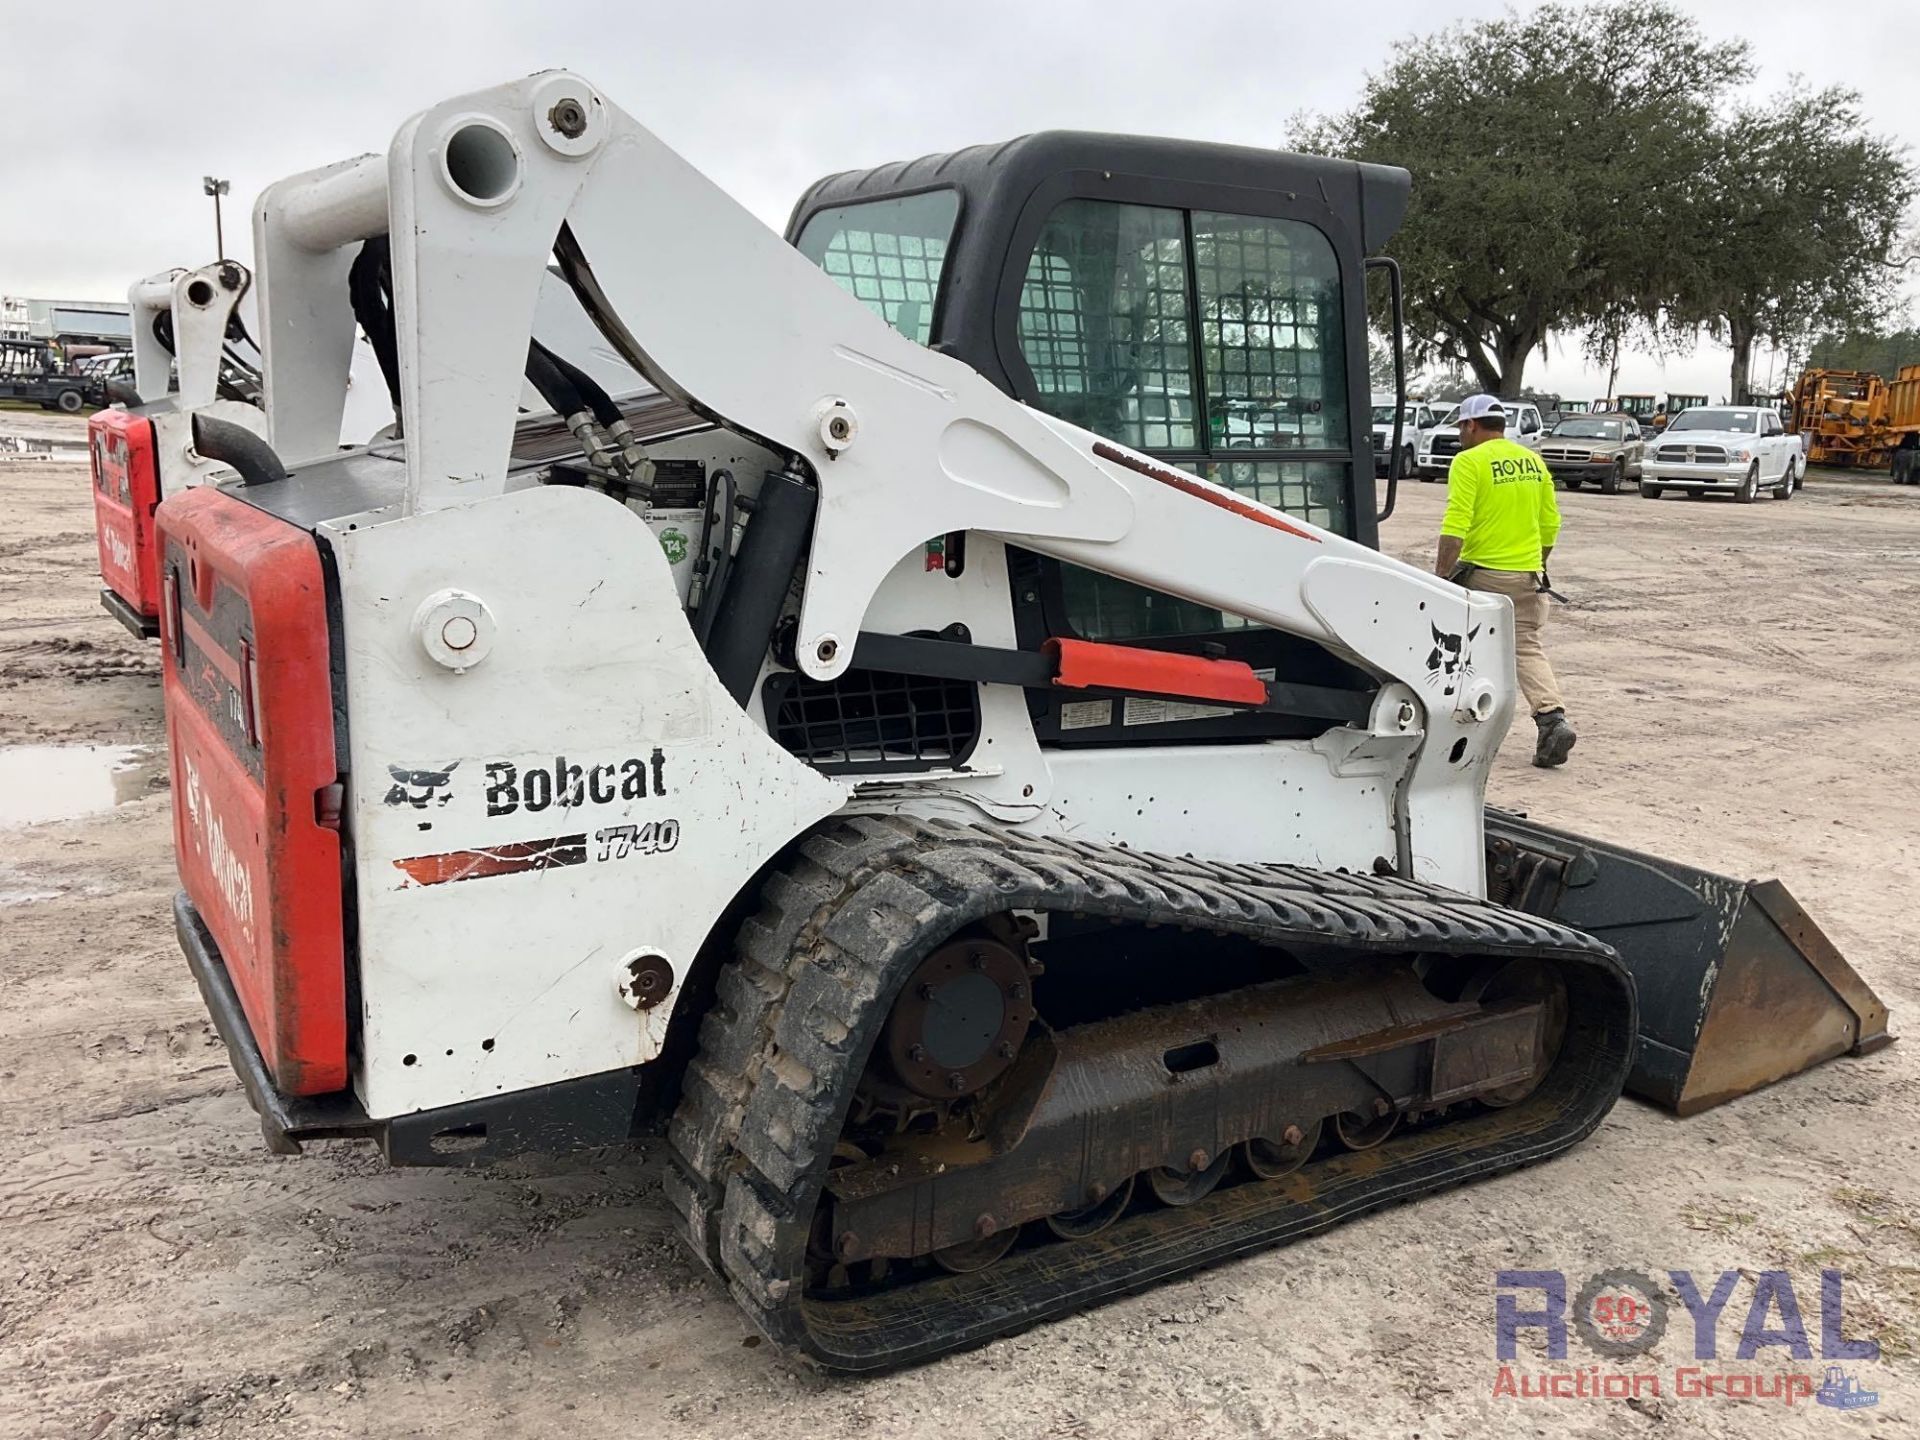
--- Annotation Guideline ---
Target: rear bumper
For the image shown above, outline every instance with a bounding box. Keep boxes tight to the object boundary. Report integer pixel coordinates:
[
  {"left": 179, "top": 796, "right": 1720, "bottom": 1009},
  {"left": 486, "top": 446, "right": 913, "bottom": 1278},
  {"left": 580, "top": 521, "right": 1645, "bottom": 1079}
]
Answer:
[
  {"left": 175, "top": 892, "right": 648, "bottom": 1165},
  {"left": 175, "top": 892, "right": 372, "bottom": 1155},
  {"left": 100, "top": 587, "right": 159, "bottom": 640}
]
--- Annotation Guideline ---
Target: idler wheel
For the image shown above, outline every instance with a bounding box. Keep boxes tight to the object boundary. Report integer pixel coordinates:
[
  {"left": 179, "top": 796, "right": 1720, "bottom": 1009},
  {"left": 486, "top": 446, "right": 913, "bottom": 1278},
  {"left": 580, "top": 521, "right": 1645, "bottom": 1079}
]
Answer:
[
  {"left": 1045, "top": 1175, "right": 1135, "bottom": 1239},
  {"left": 883, "top": 938, "right": 1035, "bottom": 1101},
  {"left": 1244, "top": 1119, "right": 1323, "bottom": 1179},
  {"left": 1147, "top": 1150, "right": 1231, "bottom": 1206},
  {"left": 1459, "top": 959, "right": 1568, "bottom": 1108}
]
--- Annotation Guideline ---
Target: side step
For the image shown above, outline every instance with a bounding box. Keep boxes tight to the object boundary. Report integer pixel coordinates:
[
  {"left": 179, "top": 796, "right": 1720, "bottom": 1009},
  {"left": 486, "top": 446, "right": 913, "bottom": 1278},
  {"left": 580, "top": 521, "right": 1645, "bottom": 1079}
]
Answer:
[{"left": 1485, "top": 810, "right": 1894, "bottom": 1115}]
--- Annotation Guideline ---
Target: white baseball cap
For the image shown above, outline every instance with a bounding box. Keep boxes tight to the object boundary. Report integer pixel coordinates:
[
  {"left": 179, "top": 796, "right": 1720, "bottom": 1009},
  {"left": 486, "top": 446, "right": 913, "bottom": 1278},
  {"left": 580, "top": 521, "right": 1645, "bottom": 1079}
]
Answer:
[{"left": 1455, "top": 394, "right": 1507, "bottom": 422}]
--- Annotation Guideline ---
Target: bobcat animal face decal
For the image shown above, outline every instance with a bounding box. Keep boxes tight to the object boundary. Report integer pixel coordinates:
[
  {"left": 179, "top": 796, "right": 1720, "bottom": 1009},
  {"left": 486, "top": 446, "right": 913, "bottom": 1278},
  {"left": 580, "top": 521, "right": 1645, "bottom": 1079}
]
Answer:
[
  {"left": 1425, "top": 623, "right": 1478, "bottom": 698},
  {"left": 385, "top": 761, "right": 459, "bottom": 809}
]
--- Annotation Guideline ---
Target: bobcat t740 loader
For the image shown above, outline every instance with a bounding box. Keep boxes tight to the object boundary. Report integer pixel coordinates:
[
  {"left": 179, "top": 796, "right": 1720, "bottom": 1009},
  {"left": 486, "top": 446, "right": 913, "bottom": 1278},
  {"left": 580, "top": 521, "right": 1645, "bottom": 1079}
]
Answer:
[{"left": 155, "top": 73, "right": 1887, "bottom": 1370}]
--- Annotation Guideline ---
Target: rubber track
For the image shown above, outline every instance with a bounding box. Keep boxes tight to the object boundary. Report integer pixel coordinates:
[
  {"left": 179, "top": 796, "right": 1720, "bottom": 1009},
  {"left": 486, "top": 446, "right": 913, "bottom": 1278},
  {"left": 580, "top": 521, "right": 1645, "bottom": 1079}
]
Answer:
[{"left": 665, "top": 814, "right": 1636, "bottom": 1370}]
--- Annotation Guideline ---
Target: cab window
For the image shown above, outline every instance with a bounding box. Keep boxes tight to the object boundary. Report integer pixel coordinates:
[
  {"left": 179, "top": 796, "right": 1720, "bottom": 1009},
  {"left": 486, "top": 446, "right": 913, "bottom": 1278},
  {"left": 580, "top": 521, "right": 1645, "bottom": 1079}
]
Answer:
[
  {"left": 1017, "top": 201, "right": 1349, "bottom": 504},
  {"left": 1014, "top": 199, "right": 1350, "bottom": 639},
  {"left": 1017, "top": 201, "right": 1197, "bottom": 450},
  {"left": 1191, "top": 210, "right": 1347, "bottom": 453},
  {"left": 795, "top": 190, "right": 958, "bottom": 345}
]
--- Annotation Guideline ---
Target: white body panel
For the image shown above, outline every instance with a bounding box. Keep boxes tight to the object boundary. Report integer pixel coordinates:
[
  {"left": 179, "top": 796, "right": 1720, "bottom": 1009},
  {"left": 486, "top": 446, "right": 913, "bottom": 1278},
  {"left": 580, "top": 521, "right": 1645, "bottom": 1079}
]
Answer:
[
  {"left": 1042, "top": 732, "right": 1412, "bottom": 869},
  {"left": 323, "top": 484, "right": 844, "bottom": 1117}
]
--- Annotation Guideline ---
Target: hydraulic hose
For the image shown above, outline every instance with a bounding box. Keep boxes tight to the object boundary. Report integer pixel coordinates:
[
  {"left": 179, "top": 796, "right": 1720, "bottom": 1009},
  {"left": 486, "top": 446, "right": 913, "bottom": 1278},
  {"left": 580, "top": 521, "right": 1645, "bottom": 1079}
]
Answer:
[
  {"left": 523, "top": 342, "right": 589, "bottom": 421},
  {"left": 192, "top": 415, "right": 288, "bottom": 487},
  {"left": 348, "top": 238, "right": 402, "bottom": 413},
  {"left": 703, "top": 464, "right": 816, "bottom": 705},
  {"left": 534, "top": 340, "right": 622, "bottom": 430}
]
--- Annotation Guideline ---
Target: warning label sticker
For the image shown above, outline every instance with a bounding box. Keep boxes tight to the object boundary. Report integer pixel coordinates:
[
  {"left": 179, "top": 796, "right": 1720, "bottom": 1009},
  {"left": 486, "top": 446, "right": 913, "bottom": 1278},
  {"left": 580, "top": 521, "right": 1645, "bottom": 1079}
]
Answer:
[
  {"left": 1059, "top": 699, "right": 1113, "bottom": 731},
  {"left": 1123, "top": 696, "right": 1234, "bottom": 725}
]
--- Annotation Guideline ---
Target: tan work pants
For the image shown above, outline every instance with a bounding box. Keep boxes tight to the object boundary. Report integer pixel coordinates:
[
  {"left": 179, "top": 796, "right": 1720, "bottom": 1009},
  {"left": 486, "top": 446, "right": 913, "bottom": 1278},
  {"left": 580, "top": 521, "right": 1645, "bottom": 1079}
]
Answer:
[{"left": 1466, "top": 568, "right": 1565, "bottom": 716}]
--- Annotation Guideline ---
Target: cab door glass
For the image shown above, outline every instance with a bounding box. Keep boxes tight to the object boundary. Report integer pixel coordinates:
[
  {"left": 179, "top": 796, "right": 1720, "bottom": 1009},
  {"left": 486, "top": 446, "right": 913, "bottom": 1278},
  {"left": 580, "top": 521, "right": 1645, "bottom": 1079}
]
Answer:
[
  {"left": 1017, "top": 201, "right": 1197, "bottom": 450},
  {"left": 1192, "top": 211, "right": 1347, "bottom": 453},
  {"left": 1014, "top": 199, "right": 1354, "bottom": 640}
]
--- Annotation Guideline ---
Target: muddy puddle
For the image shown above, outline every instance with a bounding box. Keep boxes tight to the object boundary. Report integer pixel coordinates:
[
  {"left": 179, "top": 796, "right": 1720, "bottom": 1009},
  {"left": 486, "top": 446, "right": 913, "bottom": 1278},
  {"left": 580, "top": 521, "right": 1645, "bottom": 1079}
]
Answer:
[{"left": 0, "top": 744, "right": 160, "bottom": 827}]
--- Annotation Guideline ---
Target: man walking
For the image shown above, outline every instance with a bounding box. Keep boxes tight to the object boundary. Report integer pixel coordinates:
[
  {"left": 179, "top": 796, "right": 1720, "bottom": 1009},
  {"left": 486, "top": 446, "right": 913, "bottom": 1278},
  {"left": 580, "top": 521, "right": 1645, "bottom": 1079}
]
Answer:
[{"left": 1433, "top": 394, "right": 1576, "bottom": 768}]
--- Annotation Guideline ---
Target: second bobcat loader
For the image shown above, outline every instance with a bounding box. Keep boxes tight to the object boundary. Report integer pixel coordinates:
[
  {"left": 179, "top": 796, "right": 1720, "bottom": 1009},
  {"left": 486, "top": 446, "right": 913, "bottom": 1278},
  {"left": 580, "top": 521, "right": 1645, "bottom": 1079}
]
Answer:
[{"left": 148, "top": 73, "right": 1887, "bottom": 1371}]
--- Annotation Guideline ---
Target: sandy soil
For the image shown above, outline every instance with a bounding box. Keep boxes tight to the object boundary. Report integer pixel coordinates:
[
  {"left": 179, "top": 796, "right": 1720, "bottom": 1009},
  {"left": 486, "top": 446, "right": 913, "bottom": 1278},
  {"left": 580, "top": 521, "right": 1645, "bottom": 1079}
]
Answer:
[{"left": 3, "top": 409, "right": 1916, "bottom": 1438}]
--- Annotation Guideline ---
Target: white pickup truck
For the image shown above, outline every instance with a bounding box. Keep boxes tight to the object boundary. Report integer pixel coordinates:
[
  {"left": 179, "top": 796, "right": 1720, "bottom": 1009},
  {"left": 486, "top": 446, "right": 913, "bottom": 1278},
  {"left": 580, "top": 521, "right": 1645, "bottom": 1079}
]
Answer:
[
  {"left": 1415, "top": 400, "right": 1545, "bottom": 480},
  {"left": 1371, "top": 394, "right": 1448, "bottom": 478},
  {"left": 1637, "top": 405, "right": 1804, "bottom": 502}
]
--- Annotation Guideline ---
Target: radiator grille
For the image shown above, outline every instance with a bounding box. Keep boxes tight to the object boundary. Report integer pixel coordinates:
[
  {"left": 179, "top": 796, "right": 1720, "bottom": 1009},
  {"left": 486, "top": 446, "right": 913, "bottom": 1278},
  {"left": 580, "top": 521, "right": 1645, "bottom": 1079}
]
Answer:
[
  {"left": 1654, "top": 444, "right": 1727, "bottom": 464},
  {"left": 764, "top": 665, "right": 979, "bottom": 774}
]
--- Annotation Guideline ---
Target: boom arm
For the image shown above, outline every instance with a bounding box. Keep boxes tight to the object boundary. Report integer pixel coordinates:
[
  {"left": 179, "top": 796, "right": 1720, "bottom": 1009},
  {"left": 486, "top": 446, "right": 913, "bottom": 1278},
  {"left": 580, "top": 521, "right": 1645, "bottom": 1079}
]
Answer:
[
  {"left": 251, "top": 71, "right": 1516, "bottom": 888},
  {"left": 127, "top": 261, "right": 252, "bottom": 408}
]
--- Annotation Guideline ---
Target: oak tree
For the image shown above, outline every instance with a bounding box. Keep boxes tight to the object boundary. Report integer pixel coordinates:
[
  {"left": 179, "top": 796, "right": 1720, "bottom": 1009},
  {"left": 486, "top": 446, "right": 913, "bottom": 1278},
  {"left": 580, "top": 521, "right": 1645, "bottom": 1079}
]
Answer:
[{"left": 1296, "top": 1, "right": 1747, "bottom": 395}]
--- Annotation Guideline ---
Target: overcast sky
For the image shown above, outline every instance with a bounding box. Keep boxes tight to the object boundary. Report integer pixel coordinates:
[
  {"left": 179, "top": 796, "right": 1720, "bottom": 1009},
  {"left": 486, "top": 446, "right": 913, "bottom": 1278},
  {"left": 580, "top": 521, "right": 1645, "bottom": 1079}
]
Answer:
[{"left": 3, "top": 0, "right": 1915, "bottom": 400}]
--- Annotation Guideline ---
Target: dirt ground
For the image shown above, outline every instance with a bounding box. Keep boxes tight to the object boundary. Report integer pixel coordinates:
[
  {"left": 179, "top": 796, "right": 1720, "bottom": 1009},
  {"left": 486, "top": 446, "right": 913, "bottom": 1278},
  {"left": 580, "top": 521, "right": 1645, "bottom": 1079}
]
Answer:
[{"left": 3, "top": 408, "right": 1916, "bottom": 1438}]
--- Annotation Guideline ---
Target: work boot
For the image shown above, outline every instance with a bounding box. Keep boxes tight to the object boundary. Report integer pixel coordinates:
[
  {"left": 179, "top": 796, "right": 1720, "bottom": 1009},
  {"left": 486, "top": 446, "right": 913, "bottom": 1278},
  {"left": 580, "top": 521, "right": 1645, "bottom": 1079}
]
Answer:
[{"left": 1533, "top": 709, "right": 1576, "bottom": 768}]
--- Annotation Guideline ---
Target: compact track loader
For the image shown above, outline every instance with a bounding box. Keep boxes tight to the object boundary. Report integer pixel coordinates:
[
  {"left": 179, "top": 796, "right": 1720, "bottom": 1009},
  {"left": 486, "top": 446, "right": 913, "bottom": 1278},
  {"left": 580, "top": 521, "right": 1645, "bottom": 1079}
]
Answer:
[
  {"left": 153, "top": 73, "right": 1886, "bottom": 1371},
  {"left": 91, "top": 260, "right": 270, "bottom": 638}
]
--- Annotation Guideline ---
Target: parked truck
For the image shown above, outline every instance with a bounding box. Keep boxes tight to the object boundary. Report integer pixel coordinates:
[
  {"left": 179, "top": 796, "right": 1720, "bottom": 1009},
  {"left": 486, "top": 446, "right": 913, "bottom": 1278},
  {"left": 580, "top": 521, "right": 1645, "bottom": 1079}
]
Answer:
[{"left": 1887, "top": 366, "right": 1920, "bottom": 483}]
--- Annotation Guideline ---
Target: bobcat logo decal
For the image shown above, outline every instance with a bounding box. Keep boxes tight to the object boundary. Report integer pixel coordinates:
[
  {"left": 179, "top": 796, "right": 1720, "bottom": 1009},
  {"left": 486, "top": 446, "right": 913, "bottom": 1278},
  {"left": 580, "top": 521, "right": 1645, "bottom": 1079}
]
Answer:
[
  {"left": 384, "top": 761, "right": 459, "bottom": 809},
  {"left": 1425, "top": 623, "right": 1478, "bottom": 698}
]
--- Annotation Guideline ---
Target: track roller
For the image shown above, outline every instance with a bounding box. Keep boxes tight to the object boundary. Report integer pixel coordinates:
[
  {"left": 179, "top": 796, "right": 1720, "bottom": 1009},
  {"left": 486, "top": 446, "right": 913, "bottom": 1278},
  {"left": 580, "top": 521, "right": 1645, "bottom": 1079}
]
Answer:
[
  {"left": 1243, "top": 1120, "right": 1322, "bottom": 1179},
  {"left": 1147, "top": 1151, "right": 1232, "bottom": 1206},
  {"left": 1333, "top": 1101, "right": 1400, "bottom": 1150},
  {"left": 932, "top": 1227, "right": 1019, "bottom": 1274},
  {"left": 1045, "top": 1176, "right": 1135, "bottom": 1239}
]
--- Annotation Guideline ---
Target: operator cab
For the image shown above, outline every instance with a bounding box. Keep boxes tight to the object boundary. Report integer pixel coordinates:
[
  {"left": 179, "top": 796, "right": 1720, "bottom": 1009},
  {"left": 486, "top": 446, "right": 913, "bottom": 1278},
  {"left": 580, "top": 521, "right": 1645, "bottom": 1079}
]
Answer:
[{"left": 787, "top": 133, "right": 1409, "bottom": 747}]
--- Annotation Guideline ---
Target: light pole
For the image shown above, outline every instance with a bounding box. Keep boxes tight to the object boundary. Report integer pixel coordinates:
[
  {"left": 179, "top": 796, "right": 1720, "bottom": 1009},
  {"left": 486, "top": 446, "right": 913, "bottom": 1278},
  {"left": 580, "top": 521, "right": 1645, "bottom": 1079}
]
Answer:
[{"left": 203, "top": 176, "right": 230, "bottom": 260}]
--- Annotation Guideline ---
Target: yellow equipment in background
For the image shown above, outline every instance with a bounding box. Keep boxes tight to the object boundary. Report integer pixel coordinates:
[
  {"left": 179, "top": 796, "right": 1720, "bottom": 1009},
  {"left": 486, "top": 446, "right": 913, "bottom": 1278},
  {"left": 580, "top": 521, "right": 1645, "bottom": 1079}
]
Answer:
[{"left": 1791, "top": 369, "right": 1890, "bottom": 467}]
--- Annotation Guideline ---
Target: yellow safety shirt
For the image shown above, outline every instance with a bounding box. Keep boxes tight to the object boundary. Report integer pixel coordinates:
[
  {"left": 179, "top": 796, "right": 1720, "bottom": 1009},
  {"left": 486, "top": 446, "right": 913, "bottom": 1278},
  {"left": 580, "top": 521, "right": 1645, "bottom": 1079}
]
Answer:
[{"left": 1440, "top": 437, "right": 1561, "bottom": 572}]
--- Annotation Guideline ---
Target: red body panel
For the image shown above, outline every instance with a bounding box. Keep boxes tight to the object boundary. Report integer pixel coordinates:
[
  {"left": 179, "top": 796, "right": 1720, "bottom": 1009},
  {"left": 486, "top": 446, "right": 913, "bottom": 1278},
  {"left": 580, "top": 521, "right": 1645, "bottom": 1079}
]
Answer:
[
  {"left": 90, "top": 408, "right": 161, "bottom": 623},
  {"left": 157, "top": 486, "right": 347, "bottom": 1095}
]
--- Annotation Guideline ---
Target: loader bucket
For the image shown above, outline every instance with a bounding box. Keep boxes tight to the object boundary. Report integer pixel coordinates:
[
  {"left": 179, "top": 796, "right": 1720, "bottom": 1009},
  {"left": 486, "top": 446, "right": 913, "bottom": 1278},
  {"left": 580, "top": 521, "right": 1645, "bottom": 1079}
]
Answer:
[{"left": 1484, "top": 810, "right": 1893, "bottom": 1115}]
